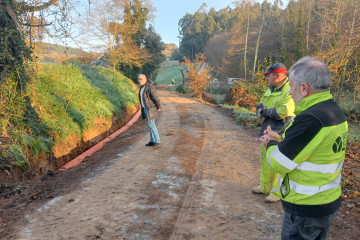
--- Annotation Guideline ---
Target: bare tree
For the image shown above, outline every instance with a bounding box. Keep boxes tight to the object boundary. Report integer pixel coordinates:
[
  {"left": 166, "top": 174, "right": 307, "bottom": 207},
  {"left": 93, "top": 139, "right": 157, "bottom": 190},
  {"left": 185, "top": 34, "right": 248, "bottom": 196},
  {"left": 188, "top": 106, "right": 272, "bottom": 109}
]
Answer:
[
  {"left": 348, "top": 0, "right": 358, "bottom": 46},
  {"left": 1, "top": 0, "right": 74, "bottom": 80},
  {"left": 305, "top": 0, "right": 313, "bottom": 55},
  {"left": 77, "top": 0, "right": 153, "bottom": 69},
  {"left": 204, "top": 32, "right": 231, "bottom": 83},
  {"left": 227, "top": 0, "right": 259, "bottom": 79},
  {"left": 252, "top": 16, "right": 263, "bottom": 83},
  {"left": 319, "top": 0, "right": 329, "bottom": 52}
]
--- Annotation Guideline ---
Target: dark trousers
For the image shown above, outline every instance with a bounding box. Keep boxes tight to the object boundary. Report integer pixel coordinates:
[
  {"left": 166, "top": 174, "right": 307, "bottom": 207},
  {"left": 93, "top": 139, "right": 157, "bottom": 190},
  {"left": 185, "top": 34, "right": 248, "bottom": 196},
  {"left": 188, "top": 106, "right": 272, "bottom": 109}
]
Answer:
[{"left": 281, "top": 211, "right": 338, "bottom": 240}]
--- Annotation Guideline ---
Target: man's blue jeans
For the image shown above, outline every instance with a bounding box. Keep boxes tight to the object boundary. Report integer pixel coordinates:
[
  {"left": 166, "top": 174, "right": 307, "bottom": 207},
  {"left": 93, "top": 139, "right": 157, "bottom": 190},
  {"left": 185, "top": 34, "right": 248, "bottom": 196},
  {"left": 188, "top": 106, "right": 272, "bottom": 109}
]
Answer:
[
  {"left": 144, "top": 108, "right": 160, "bottom": 143},
  {"left": 281, "top": 211, "right": 338, "bottom": 240}
]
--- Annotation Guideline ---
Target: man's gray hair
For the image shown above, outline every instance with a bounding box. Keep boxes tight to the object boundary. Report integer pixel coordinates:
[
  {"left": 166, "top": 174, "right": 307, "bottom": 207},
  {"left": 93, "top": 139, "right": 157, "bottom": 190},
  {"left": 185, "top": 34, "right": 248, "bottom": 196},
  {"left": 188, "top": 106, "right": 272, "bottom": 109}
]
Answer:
[{"left": 289, "top": 56, "right": 331, "bottom": 92}]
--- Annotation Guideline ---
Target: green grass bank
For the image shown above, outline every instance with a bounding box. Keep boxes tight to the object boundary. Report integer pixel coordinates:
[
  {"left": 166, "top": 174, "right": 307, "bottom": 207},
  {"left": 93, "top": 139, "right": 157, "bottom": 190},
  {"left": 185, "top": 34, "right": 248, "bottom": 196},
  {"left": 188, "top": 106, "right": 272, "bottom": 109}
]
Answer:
[{"left": 1, "top": 63, "right": 139, "bottom": 179}]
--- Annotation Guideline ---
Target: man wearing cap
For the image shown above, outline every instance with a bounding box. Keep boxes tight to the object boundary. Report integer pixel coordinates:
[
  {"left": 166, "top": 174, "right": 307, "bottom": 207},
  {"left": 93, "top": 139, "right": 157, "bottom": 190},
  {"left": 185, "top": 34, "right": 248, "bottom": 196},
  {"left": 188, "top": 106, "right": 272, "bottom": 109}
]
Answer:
[{"left": 252, "top": 62, "right": 295, "bottom": 203}]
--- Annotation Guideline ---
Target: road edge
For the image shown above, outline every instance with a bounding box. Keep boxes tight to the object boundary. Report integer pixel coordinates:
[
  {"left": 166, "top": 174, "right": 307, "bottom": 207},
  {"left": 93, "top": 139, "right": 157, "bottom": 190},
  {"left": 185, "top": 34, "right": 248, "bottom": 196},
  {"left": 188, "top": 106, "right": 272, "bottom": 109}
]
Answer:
[{"left": 59, "top": 110, "right": 141, "bottom": 170}]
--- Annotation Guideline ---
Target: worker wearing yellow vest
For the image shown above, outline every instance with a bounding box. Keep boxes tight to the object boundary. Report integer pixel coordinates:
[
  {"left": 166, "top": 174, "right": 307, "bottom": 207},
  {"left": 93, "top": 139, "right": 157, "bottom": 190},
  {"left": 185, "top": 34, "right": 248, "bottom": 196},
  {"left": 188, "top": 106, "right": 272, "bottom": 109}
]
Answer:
[
  {"left": 252, "top": 62, "right": 295, "bottom": 203},
  {"left": 260, "top": 56, "right": 347, "bottom": 239}
]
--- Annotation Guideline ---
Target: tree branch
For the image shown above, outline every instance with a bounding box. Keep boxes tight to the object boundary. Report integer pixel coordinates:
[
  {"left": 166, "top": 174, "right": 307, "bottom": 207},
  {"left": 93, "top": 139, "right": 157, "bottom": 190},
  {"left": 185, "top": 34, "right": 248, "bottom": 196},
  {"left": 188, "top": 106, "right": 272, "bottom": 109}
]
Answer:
[
  {"left": 21, "top": 22, "right": 52, "bottom": 27},
  {"left": 5, "top": 4, "right": 23, "bottom": 32},
  {"left": 18, "top": 0, "right": 59, "bottom": 12}
]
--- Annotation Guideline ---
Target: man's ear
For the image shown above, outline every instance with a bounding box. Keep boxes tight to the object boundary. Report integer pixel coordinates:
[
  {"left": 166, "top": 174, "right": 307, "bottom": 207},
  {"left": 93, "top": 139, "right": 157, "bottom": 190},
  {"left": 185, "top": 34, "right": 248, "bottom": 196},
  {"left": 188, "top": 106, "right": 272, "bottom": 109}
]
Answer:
[{"left": 300, "top": 83, "right": 311, "bottom": 97}]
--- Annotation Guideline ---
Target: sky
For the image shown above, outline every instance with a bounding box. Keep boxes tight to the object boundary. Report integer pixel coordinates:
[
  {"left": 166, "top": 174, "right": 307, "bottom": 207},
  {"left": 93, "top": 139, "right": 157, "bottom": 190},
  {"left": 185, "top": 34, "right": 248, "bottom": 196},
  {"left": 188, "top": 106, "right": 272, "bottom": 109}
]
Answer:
[
  {"left": 43, "top": 0, "right": 288, "bottom": 50},
  {"left": 151, "top": 0, "right": 235, "bottom": 45},
  {"left": 151, "top": 0, "right": 288, "bottom": 46}
]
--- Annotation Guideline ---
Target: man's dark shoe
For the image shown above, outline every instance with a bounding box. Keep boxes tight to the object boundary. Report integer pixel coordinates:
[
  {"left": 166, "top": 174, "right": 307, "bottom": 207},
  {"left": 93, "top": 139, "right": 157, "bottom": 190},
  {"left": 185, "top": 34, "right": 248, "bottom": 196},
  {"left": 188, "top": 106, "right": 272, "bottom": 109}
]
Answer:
[
  {"left": 153, "top": 142, "right": 160, "bottom": 148},
  {"left": 145, "top": 142, "right": 155, "bottom": 146}
]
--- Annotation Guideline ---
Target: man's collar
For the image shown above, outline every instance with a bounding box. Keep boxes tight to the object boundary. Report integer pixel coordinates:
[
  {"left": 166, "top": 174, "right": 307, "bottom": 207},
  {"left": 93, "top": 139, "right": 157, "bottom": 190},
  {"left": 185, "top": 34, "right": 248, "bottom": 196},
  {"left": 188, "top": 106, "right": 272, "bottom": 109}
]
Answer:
[
  {"left": 295, "top": 91, "right": 333, "bottom": 115},
  {"left": 269, "top": 78, "right": 288, "bottom": 93}
]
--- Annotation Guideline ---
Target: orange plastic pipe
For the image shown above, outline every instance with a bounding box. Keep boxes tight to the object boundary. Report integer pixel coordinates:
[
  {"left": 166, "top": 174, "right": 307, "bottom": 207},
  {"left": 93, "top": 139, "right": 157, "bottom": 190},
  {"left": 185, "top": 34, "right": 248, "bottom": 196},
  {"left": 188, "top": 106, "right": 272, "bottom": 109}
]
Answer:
[{"left": 59, "top": 110, "right": 141, "bottom": 170}]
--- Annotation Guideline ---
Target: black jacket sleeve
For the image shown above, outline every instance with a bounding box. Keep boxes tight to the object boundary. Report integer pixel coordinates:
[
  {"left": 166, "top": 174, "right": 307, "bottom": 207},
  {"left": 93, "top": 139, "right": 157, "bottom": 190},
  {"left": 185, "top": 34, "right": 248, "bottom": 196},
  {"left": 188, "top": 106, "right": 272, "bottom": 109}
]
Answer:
[{"left": 148, "top": 85, "right": 160, "bottom": 109}]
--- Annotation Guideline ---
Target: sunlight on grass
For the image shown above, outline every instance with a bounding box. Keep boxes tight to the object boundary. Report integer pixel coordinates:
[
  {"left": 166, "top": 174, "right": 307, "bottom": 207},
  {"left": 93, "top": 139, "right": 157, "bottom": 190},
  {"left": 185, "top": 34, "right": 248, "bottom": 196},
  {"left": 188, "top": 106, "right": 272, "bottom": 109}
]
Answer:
[
  {"left": 31, "top": 63, "right": 138, "bottom": 142},
  {"left": 155, "top": 65, "right": 184, "bottom": 85}
]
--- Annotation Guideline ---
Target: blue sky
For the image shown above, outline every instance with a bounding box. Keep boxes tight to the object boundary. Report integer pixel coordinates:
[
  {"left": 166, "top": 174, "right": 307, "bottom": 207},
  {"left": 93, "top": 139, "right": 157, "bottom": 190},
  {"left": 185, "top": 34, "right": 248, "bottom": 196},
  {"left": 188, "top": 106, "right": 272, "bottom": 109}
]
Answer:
[
  {"left": 152, "top": 0, "right": 236, "bottom": 45},
  {"left": 152, "top": 0, "right": 288, "bottom": 45},
  {"left": 44, "top": 0, "right": 288, "bottom": 49}
]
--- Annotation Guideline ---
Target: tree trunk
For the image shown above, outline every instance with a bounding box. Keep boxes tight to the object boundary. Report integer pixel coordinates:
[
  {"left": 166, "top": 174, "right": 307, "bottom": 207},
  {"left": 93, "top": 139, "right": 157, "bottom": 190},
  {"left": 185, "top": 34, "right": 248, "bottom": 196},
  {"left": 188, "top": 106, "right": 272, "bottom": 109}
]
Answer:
[
  {"left": 244, "top": 15, "right": 249, "bottom": 80},
  {"left": 320, "top": 0, "right": 329, "bottom": 52},
  {"left": 281, "top": 18, "right": 285, "bottom": 50},
  {"left": 252, "top": 17, "right": 263, "bottom": 83},
  {"left": 306, "top": 0, "right": 313, "bottom": 55},
  {"left": 348, "top": 1, "right": 357, "bottom": 46}
]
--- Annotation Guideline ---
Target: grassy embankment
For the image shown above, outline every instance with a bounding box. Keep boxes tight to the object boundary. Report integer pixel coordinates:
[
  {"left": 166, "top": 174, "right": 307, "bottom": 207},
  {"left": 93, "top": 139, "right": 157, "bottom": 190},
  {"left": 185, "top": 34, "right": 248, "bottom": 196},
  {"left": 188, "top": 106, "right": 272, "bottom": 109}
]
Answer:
[
  {"left": 0, "top": 63, "right": 139, "bottom": 175},
  {"left": 33, "top": 63, "right": 139, "bottom": 148}
]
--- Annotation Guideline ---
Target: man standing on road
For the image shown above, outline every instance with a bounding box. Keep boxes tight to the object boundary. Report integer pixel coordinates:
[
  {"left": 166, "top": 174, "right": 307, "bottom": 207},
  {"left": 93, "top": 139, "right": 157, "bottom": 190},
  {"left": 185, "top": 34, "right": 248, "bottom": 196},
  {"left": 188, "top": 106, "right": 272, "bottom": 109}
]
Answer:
[
  {"left": 252, "top": 62, "right": 295, "bottom": 203},
  {"left": 260, "top": 56, "right": 347, "bottom": 239},
  {"left": 138, "top": 74, "right": 161, "bottom": 148}
]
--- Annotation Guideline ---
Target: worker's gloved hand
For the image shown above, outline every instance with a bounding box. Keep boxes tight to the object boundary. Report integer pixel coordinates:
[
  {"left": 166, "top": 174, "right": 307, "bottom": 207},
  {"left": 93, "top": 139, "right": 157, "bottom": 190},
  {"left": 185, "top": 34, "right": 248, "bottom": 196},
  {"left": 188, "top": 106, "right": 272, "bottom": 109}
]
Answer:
[
  {"left": 263, "top": 108, "right": 282, "bottom": 120},
  {"left": 256, "top": 103, "right": 264, "bottom": 118},
  {"left": 256, "top": 108, "right": 263, "bottom": 118},
  {"left": 261, "top": 108, "right": 269, "bottom": 119}
]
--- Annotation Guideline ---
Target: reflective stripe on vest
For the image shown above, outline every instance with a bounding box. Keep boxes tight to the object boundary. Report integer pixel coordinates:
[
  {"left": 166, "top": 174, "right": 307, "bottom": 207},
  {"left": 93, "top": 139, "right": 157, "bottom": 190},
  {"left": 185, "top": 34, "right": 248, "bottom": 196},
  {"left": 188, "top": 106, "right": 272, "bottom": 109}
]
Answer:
[
  {"left": 297, "top": 161, "right": 344, "bottom": 174},
  {"left": 268, "top": 146, "right": 344, "bottom": 174},
  {"left": 279, "top": 174, "right": 341, "bottom": 196},
  {"left": 267, "top": 146, "right": 298, "bottom": 171}
]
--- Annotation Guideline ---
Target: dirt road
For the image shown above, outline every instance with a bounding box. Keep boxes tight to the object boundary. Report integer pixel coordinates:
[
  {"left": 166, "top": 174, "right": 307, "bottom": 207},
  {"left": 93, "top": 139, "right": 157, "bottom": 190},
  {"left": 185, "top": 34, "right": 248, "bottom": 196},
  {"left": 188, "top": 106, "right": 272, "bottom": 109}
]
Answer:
[
  {"left": 7, "top": 88, "right": 283, "bottom": 239},
  {"left": 2, "top": 87, "right": 357, "bottom": 240}
]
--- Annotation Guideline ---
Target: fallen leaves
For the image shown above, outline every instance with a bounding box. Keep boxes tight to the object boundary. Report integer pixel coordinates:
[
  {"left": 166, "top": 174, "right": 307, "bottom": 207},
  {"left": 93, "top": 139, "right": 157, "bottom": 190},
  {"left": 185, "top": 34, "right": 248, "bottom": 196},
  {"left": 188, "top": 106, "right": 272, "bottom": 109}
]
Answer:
[{"left": 341, "top": 142, "right": 360, "bottom": 201}]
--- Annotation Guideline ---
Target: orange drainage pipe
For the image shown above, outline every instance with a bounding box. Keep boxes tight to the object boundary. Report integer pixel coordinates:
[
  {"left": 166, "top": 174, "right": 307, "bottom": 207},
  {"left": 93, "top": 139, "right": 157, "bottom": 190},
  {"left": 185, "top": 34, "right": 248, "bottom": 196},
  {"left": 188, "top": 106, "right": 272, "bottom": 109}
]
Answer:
[{"left": 59, "top": 110, "right": 141, "bottom": 170}]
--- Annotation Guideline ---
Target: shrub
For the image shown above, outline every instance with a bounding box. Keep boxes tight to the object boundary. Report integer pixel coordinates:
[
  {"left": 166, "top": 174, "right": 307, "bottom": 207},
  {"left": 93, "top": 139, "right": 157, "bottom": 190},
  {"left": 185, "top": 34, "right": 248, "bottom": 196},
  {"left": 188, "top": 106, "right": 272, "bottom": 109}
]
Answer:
[
  {"left": 339, "top": 98, "right": 360, "bottom": 125},
  {"left": 175, "top": 84, "right": 188, "bottom": 94},
  {"left": 235, "top": 111, "right": 260, "bottom": 129},
  {"left": 201, "top": 92, "right": 216, "bottom": 104},
  {"left": 0, "top": 155, "right": 11, "bottom": 170},
  {"left": 6, "top": 145, "right": 29, "bottom": 171},
  {"left": 208, "top": 86, "right": 229, "bottom": 95},
  {"left": 344, "top": 108, "right": 360, "bottom": 124},
  {"left": 211, "top": 94, "right": 226, "bottom": 104},
  {"left": 182, "top": 53, "right": 213, "bottom": 97},
  {"left": 18, "top": 133, "right": 54, "bottom": 157},
  {"left": 220, "top": 104, "right": 261, "bottom": 129},
  {"left": 0, "top": 71, "right": 52, "bottom": 171},
  {"left": 224, "top": 85, "right": 257, "bottom": 111}
]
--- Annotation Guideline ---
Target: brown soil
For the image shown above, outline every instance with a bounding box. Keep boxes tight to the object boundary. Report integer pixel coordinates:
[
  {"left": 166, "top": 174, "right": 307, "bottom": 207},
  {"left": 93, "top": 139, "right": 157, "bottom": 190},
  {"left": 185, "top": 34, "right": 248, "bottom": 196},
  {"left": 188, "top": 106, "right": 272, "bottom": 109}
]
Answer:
[{"left": 0, "top": 87, "right": 359, "bottom": 239}]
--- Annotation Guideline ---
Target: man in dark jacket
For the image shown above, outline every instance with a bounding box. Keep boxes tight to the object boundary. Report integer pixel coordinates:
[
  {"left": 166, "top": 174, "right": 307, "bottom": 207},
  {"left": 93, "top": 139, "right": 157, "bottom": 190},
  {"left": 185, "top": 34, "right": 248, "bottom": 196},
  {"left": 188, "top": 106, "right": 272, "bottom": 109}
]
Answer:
[{"left": 138, "top": 74, "right": 161, "bottom": 147}]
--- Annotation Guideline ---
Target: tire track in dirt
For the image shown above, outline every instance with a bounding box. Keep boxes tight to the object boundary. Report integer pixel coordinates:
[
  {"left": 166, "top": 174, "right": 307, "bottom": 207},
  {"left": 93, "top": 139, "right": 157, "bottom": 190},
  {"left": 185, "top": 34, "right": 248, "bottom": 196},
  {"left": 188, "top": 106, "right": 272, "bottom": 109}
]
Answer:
[
  {"left": 168, "top": 102, "right": 283, "bottom": 240},
  {"left": 170, "top": 103, "right": 207, "bottom": 240}
]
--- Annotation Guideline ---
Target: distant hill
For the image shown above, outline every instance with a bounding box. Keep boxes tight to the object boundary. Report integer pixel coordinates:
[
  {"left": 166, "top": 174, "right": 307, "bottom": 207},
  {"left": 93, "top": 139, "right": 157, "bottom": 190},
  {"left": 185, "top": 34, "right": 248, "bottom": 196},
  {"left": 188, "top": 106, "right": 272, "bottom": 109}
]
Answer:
[{"left": 32, "top": 42, "right": 88, "bottom": 63}]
